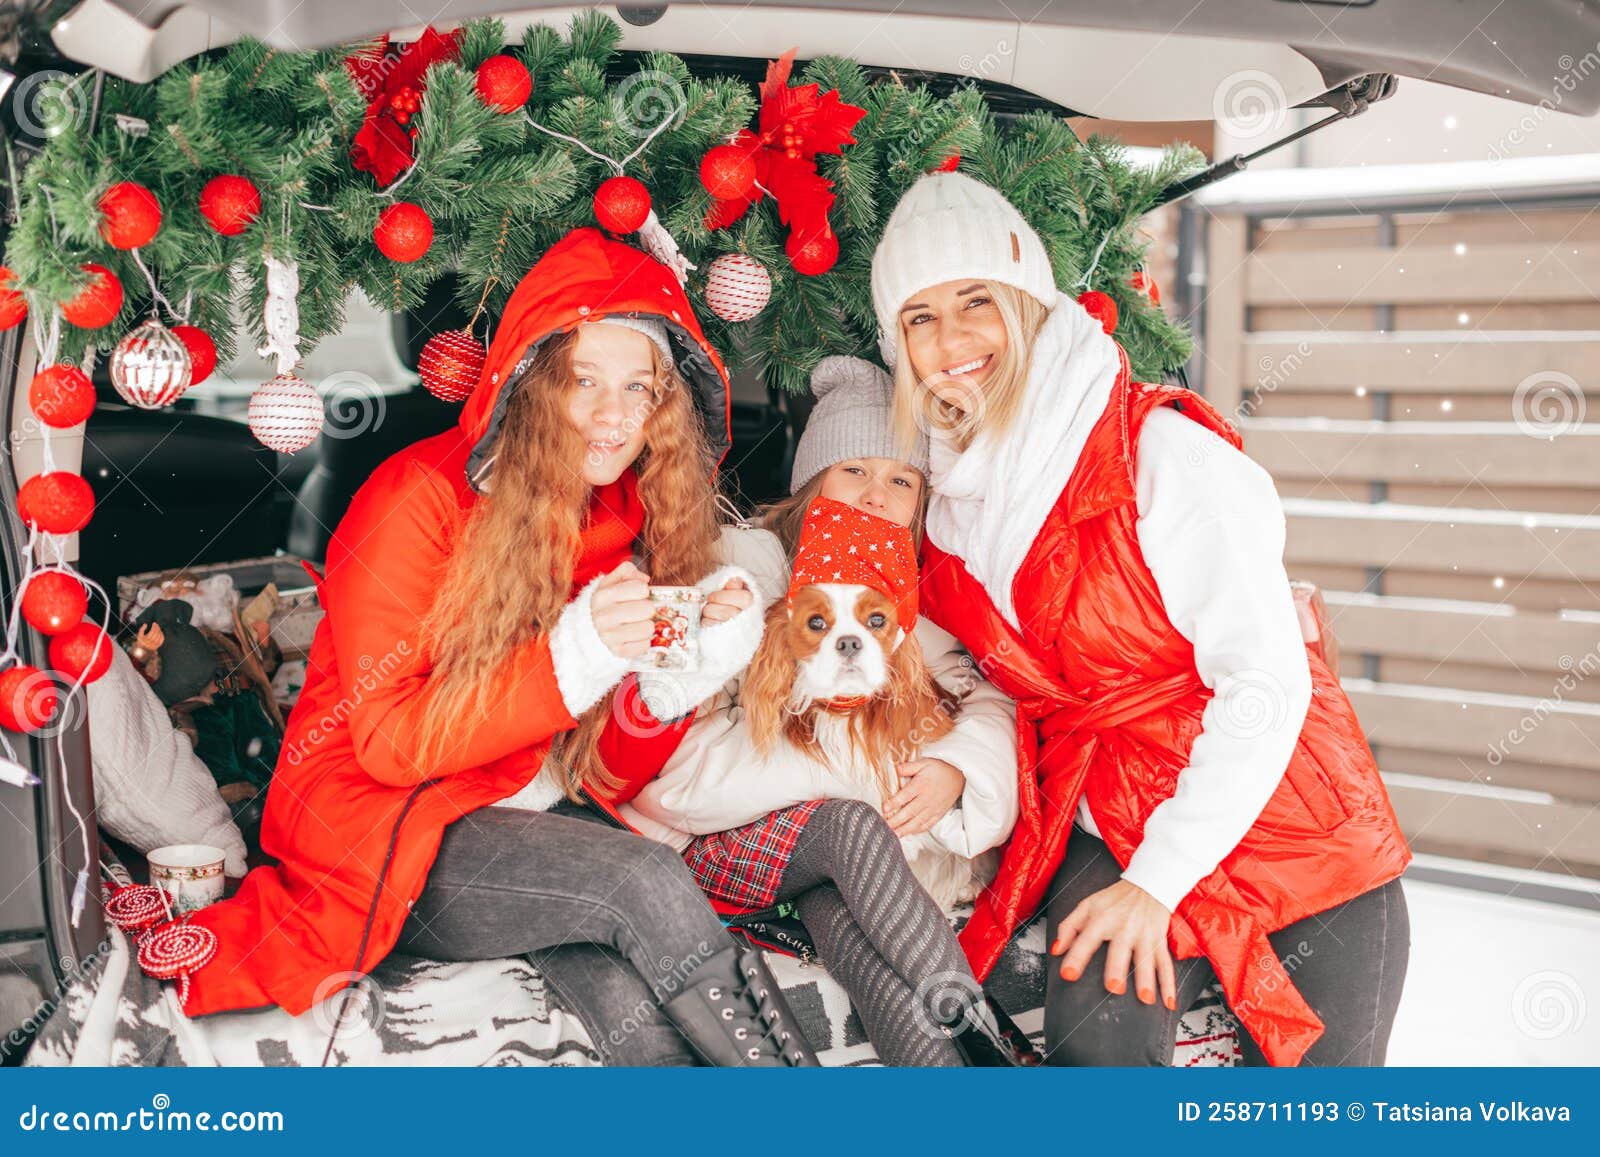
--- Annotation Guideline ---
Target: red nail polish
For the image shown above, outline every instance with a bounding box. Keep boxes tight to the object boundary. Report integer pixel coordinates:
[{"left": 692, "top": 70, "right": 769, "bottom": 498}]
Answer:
[
  {"left": 1049, "top": 939, "right": 1064, "bottom": 955},
  {"left": 1138, "top": 987, "right": 1154, "bottom": 1004},
  {"left": 1165, "top": 994, "right": 1177, "bottom": 1011},
  {"left": 1107, "top": 977, "right": 1125, "bottom": 995},
  {"left": 1061, "top": 965, "right": 1080, "bottom": 982}
]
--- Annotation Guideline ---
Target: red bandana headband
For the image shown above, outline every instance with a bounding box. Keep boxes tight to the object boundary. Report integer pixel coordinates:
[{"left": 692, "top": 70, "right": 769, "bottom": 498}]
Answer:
[{"left": 788, "top": 496, "right": 919, "bottom": 631}]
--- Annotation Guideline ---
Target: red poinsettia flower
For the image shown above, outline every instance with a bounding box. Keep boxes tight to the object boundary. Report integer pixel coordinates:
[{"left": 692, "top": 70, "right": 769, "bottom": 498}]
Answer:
[
  {"left": 344, "top": 27, "right": 463, "bottom": 187},
  {"left": 706, "top": 50, "right": 866, "bottom": 249}
]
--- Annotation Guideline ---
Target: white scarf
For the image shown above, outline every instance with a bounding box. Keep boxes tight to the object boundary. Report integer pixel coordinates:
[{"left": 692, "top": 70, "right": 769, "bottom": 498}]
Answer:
[{"left": 925, "top": 293, "right": 1122, "bottom": 631}]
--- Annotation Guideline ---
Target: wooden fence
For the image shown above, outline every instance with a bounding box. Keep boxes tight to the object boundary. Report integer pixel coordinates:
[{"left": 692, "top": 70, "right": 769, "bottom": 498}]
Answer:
[{"left": 1184, "top": 161, "right": 1600, "bottom": 878}]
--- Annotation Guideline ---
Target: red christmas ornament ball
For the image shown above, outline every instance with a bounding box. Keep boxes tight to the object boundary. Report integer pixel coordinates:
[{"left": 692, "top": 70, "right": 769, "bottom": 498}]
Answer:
[
  {"left": 0, "top": 665, "right": 58, "bottom": 733},
  {"left": 699, "top": 145, "right": 757, "bottom": 201},
  {"left": 417, "top": 329, "right": 486, "bottom": 403},
  {"left": 199, "top": 175, "right": 261, "bottom": 236},
  {"left": 21, "top": 569, "right": 87, "bottom": 636},
  {"left": 0, "top": 265, "right": 26, "bottom": 331},
  {"left": 475, "top": 54, "right": 532, "bottom": 112},
  {"left": 28, "top": 364, "right": 96, "bottom": 428},
  {"left": 374, "top": 202, "right": 434, "bottom": 263},
  {"left": 97, "top": 181, "right": 162, "bottom": 249},
  {"left": 1130, "top": 270, "right": 1161, "bottom": 306},
  {"left": 786, "top": 227, "right": 839, "bottom": 277},
  {"left": 171, "top": 325, "right": 218, "bottom": 385},
  {"left": 1076, "top": 290, "right": 1119, "bottom": 335},
  {"left": 49, "top": 623, "right": 113, "bottom": 686},
  {"left": 61, "top": 264, "right": 123, "bottom": 329},
  {"left": 593, "top": 176, "right": 651, "bottom": 234},
  {"left": 17, "top": 471, "right": 95, "bottom": 535}
]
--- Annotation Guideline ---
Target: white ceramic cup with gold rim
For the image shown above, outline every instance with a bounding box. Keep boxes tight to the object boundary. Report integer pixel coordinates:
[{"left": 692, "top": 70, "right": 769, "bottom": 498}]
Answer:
[{"left": 146, "top": 844, "right": 226, "bottom": 914}]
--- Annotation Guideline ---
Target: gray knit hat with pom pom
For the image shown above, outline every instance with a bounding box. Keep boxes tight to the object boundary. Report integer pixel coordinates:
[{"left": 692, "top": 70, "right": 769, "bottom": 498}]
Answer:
[{"left": 790, "top": 355, "right": 930, "bottom": 493}]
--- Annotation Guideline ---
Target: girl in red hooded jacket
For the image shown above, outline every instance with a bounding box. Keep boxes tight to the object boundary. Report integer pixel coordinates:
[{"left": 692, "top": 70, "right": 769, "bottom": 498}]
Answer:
[
  {"left": 184, "top": 230, "right": 817, "bottom": 1066},
  {"left": 867, "top": 174, "right": 1413, "bottom": 1067}
]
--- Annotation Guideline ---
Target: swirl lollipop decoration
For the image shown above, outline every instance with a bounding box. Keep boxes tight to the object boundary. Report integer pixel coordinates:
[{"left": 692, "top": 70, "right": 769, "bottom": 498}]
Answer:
[
  {"left": 104, "top": 883, "right": 172, "bottom": 938},
  {"left": 137, "top": 921, "right": 219, "bottom": 1005}
]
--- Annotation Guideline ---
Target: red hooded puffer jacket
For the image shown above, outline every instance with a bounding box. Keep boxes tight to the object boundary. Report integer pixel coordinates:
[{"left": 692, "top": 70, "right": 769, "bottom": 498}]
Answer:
[
  {"left": 922, "top": 359, "right": 1411, "bottom": 1066},
  {"left": 183, "top": 229, "right": 733, "bottom": 1017}
]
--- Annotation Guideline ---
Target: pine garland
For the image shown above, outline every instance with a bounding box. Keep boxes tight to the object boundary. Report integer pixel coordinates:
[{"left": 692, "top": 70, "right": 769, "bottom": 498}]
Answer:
[{"left": 1, "top": 10, "right": 1204, "bottom": 391}]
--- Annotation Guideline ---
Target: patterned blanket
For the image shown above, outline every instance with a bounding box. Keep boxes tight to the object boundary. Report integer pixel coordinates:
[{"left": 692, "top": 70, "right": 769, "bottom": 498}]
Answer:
[{"left": 25, "top": 919, "right": 1240, "bottom": 1067}]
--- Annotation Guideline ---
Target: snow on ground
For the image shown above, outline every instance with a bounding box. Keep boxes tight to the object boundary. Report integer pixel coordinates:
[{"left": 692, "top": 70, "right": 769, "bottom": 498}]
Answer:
[{"left": 1388, "top": 877, "right": 1599, "bottom": 1065}]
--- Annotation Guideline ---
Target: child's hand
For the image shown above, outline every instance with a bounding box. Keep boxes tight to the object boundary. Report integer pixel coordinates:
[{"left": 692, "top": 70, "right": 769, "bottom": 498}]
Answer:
[
  {"left": 591, "top": 561, "right": 654, "bottom": 658},
  {"left": 701, "top": 577, "right": 753, "bottom": 625},
  {"left": 1050, "top": 880, "right": 1177, "bottom": 1011},
  {"left": 885, "top": 758, "right": 965, "bottom": 836}
]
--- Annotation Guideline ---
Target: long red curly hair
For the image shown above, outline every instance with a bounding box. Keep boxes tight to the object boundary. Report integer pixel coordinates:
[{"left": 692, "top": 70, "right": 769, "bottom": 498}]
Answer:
[{"left": 413, "top": 327, "right": 720, "bottom": 794}]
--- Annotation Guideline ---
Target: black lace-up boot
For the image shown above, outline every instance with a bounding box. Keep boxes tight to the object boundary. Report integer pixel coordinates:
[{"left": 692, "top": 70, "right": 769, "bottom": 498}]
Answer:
[{"left": 661, "top": 943, "right": 820, "bottom": 1066}]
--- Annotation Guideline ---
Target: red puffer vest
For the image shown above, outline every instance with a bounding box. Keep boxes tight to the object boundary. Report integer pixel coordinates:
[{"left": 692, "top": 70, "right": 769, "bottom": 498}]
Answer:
[{"left": 922, "top": 360, "right": 1412, "bottom": 1067}]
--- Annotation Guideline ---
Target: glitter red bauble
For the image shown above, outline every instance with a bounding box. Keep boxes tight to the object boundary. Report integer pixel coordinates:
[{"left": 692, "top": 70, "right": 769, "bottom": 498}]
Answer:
[
  {"left": 199, "top": 175, "right": 261, "bottom": 236},
  {"left": 474, "top": 54, "right": 532, "bottom": 112},
  {"left": 374, "top": 202, "right": 434, "bottom": 262},
  {"left": 49, "top": 623, "right": 113, "bottom": 685},
  {"left": 21, "top": 569, "right": 87, "bottom": 636},
  {"left": 17, "top": 472, "right": 95, "bottom": 535},
  {"left": 699, "top": 145, "right": 757, "bottom": 201},
  {"left": 593, "top": 176, "right": 651, "bottom": 234},
  {"left": 0, "top": 665, "right": 57, "bottom": 733},
  {"left": 1077, "top": 290, "right": 1119, "bottom": 335},
  {"left": 61, "top": 264, "right": 123, "bottom": 329},
  {"left": 97, "top": 181, "right": 162, "bottom": 249},
  {"left": 786, "top": 228, "right": 838, "bottom": 276},
  {"left": 1130, "top": 270, "right": 1161, "bottom": 306},
  {"left": 28, "top": 364, "right": 96, "bottom": 428},
  {"left": 417, "top": 329, "right": 486, "bottom": 403},
  {"left": 0, "top": 266, "right": 26, "bottom": 331},
  {"left": 171, "top": 325, "right": 218, "bottom": 385}
]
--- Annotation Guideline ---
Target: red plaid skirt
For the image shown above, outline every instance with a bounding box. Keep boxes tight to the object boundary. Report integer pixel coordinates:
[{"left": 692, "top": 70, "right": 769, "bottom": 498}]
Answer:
[{"left": 682, "top": 800, "right": 824, "bottom": 910}]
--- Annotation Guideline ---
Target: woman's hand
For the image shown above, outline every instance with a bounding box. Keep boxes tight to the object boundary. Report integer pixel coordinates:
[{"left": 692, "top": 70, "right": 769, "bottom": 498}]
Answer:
[
  {"left": 590, "top": 562, "right": 655, "bottom": 658},
  {"left": 1050, "top": 880, "right": 1177, "bottom": 1010},
  {"left": 701, "top": 576, "right": 753, "bottom": 626},
  {"left": 884, "top": 758, "right": 965, "bottom": 835}
]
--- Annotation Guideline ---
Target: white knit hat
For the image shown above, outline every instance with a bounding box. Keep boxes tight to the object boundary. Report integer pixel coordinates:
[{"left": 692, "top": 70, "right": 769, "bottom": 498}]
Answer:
[
  {"left": 591, "top": 314, "right": 674, "bottom": 367},
  {"left": 870, "top": 171, "right": 1056, "bottom": 368}
]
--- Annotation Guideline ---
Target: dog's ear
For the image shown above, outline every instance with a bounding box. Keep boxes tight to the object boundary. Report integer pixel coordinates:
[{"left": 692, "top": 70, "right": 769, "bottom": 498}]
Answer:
[
  {"left": 856, "top": 627, "right": 955, "bottom": 782},
  {"left": 740, "top": 600, "right": 797, "bottom": 752}
]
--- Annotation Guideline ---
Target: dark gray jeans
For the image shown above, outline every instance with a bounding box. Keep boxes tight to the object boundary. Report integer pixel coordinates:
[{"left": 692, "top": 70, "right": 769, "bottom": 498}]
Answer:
[
  {"left": 395, "top": 802, "right": 718, "bottom": 1066},
  {"left": 1042, "top": 828, "right": 1410, "bottom": 1067}
]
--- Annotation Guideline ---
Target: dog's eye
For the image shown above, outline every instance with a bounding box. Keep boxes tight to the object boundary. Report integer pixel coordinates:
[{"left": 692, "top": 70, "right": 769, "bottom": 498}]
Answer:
[
  {"left": 867, "top": 612, "right": 887, "bottom": 629},
  {"left": 807, "top": 615, "right": 827, "bottom": 631}
]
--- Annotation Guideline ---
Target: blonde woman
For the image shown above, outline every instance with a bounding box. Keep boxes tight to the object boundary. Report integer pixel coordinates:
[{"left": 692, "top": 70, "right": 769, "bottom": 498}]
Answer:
[{"left": 869, "top": 172, "right": 1412, "bottom": 1067}]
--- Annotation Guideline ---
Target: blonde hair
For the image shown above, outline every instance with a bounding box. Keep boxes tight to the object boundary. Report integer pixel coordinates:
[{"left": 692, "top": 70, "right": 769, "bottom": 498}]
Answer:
[
  {"left": 414, "top": 328, "right": 720, "bottom": 794},
  {"left": 890, "top": 281, "right": 1049, "bottom": 453},
  {"left": 755, "top": 466, "right": 929, "bottom": 558}
]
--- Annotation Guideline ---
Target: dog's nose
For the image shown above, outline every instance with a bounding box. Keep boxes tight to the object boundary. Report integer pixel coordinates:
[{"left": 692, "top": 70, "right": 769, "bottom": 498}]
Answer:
[{"left": 835, "top": 635, "right": 863, "bottom": 657}]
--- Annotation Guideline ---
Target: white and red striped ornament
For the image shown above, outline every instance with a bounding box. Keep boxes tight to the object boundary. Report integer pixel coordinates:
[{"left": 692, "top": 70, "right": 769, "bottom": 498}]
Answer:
[
  {"left": 110, "top": 318, "right": 193, "bottom": 409},
  {"left": 137, "top": 920, "right": 218, "bottom": 1005},
  {"left": 703, "top": 253, "right": 772, "bottom": 323},
  {"left": 247, "top": 372, "right": 322, "bottom": 453},
  {"left": 105, "top": 883, "right": 171, "bottom": 938},
  {"left": 417, "top": 329, "right": 485, "bottom": 403}
]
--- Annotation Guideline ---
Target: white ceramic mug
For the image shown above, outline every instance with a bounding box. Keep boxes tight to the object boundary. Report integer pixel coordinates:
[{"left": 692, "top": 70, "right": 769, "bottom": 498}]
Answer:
[
  {"left": 147, "top": 844, "right": 226, "bottom": 914},
  {"left": 629, "top": 586, "right": 704, "bottom": 672}
]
